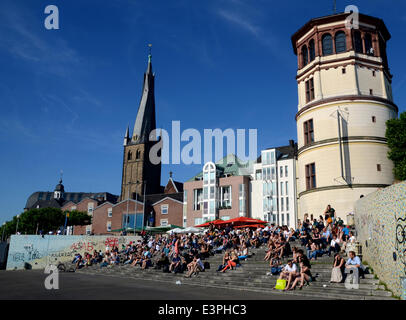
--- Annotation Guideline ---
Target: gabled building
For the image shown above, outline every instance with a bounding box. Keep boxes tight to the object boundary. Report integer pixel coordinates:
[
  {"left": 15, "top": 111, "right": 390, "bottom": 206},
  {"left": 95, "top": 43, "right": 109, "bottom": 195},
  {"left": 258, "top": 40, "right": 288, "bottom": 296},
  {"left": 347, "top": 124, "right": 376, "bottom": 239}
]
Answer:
[{"left": 78, "top": 174, "right": 184, "bottom": 235}]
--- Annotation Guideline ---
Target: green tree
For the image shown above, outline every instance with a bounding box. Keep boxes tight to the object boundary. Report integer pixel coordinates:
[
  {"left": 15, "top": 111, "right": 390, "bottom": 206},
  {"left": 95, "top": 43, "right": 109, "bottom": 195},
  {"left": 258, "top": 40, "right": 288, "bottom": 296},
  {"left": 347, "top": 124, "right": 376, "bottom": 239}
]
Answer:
[
  {"left": 64, "top": 210, "right": 92, "bottom": 226},
  {"left": 0, "top": 208, "right": 91, "bottom": 240},
  {"left": 386, "top": 111, "right": 406, "bottom": 181}
]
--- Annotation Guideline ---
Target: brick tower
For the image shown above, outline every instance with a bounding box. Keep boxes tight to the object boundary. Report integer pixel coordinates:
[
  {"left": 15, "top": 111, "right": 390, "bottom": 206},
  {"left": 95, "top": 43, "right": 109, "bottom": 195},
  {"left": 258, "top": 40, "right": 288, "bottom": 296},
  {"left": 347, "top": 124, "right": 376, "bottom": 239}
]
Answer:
[{"left": 120, "top": 54, "right": 161, "bottom": 201}]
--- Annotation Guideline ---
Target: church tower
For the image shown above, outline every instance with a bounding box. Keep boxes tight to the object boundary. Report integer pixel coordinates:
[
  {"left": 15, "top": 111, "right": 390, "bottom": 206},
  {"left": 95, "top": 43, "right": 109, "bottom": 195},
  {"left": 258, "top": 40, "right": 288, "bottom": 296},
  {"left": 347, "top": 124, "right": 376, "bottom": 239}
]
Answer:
[
  {"left": 291, "top": 12, "right": 398, "bottom": 221},
  {"left": 120, "top": 54, "right": 161, "bottom": 201}
]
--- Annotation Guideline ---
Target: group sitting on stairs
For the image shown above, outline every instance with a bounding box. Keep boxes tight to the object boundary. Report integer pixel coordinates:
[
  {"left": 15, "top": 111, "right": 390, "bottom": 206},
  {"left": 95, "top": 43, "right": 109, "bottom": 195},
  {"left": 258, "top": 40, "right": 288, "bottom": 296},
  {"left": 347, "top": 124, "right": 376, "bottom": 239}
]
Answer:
[
  {"left": 266, "top": 204, "right": 365, "bottom": 291},
  {"left": 74, "top": 227, "right": 265, "bottom": 277},
  {"left": 74, "top": 204, "right": 365, "bottom": 291}
]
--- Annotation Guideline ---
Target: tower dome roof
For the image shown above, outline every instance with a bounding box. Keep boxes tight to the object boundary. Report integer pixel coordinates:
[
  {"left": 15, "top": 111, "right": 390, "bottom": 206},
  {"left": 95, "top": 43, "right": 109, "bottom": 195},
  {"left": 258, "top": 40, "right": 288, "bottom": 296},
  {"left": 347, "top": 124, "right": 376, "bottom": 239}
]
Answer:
[{"left": 54, "top": 179, "right": 65, "bottom": 192}]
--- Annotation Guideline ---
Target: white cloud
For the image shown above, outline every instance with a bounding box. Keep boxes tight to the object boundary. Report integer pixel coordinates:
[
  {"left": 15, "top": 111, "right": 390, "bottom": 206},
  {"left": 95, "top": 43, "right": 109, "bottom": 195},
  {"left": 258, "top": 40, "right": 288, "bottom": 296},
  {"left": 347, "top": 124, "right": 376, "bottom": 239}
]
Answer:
[
  {"left": 215, "top": 6, "right": 283, "bottom": 60},
  {"left": 217, "top": 9, "right": 261, "bottom": 36}
]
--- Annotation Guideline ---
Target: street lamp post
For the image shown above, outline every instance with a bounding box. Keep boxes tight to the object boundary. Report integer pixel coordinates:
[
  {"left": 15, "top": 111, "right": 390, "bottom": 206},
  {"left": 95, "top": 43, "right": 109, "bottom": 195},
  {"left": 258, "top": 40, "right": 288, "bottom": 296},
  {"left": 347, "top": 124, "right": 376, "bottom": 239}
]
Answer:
[
  {"left": 142, "top": 181, "right": 147, "bottom": 231},
  {"left": 134, "top": 181, "right": 140, "bottom": 235},
  {"left": 15, "top": 215, "right": 20, "bottom": 235}
]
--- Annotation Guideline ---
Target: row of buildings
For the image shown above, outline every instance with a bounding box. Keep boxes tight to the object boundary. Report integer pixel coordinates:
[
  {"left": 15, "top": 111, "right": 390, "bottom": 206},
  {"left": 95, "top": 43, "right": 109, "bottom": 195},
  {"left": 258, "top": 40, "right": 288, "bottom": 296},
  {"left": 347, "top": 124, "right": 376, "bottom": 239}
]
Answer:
[{"left": 25, "top": 12, "right": 398, "bottom": 234}]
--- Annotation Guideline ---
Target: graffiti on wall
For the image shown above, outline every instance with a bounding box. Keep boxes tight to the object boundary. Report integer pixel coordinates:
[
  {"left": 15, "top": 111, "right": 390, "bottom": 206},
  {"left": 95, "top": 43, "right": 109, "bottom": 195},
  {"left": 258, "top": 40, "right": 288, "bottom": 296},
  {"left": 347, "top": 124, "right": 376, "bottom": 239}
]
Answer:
[
  {"left": 6, "top": 235, "right": 141, "bottom": 270},
  {"left": 395, "top": 217, "right": 406, "bottom": 273},
  {"left": 355, "top": 181, "right": 406, "bottom": 298}
]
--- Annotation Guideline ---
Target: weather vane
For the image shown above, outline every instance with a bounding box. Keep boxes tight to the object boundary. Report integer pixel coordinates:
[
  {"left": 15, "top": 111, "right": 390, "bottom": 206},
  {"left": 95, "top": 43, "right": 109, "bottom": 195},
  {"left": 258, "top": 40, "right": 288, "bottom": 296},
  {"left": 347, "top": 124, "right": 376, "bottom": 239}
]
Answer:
[{"left": 148, "top": 43, "right": 152, "bottom": 56}]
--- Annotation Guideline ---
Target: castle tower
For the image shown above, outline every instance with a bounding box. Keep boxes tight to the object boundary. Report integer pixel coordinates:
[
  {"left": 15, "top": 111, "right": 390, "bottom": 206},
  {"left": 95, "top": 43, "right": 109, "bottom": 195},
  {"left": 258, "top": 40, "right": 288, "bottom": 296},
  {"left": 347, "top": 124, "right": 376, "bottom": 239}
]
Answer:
[
  {"left": 291, "top": 13, "right": 398, "bottom": 221},
  {"left": 120, "top": 54, "right": 161, "bottom": 201}
]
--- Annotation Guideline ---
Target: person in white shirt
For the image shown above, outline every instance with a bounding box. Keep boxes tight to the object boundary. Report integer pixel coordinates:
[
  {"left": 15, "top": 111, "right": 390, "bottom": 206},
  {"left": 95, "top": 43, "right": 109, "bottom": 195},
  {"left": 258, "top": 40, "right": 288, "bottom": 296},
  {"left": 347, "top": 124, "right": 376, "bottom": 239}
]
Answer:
[
  {"left": 328, "top": 234, "right": 341, "bottom": 256},
  {"left": 279, "top": 260, "right": 297, "bottom": 280},
  {"left": 279, "top": 260, "right": 299, "bottom": 291}
]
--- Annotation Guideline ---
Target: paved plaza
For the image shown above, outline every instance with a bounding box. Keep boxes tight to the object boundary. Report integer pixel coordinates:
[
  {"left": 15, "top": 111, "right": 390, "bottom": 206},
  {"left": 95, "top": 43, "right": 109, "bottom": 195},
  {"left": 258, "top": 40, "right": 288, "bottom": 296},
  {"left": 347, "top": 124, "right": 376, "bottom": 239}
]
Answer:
[{"left": 0, "top": 270, "right": 310, "bottom": 300}]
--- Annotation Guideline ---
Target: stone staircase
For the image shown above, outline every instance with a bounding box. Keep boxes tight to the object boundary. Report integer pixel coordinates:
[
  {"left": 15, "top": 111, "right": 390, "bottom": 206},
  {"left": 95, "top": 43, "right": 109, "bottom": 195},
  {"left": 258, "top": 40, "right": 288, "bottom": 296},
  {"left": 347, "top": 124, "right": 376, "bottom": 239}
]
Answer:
[{"left": 76, "top": 241, "right": 395, "bottom": 300}]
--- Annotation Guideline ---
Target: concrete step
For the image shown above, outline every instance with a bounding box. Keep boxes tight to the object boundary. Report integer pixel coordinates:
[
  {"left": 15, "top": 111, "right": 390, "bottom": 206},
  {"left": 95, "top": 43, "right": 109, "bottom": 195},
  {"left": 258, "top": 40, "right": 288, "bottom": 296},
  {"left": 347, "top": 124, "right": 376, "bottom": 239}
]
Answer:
[
  {"left": 90, "top": 268, "right": 381, "bottom": 290},
  {"left": 87, "top": 271, "right": 395, "bottom": 300},
  {"left": 75, "top": 243, "right": 392, "bottom": 300}
]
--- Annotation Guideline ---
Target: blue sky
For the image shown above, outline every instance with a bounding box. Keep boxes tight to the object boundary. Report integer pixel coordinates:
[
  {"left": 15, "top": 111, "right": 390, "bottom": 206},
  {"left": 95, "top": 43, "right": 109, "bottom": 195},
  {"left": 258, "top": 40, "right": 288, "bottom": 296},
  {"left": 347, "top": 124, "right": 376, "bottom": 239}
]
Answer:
[{"left": 0, "top": 0, "right": 405, "bottom": 223}]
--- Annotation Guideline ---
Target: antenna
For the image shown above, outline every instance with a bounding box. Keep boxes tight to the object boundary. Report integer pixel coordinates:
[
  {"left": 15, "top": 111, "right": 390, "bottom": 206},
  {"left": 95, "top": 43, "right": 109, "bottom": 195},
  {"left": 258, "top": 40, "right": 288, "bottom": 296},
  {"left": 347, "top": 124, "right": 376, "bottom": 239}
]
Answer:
[
  {"left": 333, "top": 0, "right": 337, "bottom": 14},
  {"left": 60, "top": 170, "right": 63, "bottom": 183}
]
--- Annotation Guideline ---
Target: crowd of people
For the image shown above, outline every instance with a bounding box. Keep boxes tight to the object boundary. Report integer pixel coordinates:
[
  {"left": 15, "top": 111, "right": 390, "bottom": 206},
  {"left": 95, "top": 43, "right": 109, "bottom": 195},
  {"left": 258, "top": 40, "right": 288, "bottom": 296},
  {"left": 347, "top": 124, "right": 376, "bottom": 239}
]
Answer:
[
  {"left": 70, "top": 204, "right": 365, "bottom": 289},
  {"left": 70, "top": 225, "right": 264, "bottom": 277},
  {"left": 271, "top": 205, "right": 365, "bottom": 290}
]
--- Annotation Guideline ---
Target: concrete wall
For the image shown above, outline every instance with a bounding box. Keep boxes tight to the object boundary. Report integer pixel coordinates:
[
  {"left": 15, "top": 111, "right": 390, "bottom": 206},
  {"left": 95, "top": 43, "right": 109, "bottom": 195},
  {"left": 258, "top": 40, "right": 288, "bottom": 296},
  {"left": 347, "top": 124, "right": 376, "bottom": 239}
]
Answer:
[
  {"left": 6, "top": 235, "right": 140, "bottom": 270},
  {"left": 354, "top": 181, "right": 406, "bottom": 298}
]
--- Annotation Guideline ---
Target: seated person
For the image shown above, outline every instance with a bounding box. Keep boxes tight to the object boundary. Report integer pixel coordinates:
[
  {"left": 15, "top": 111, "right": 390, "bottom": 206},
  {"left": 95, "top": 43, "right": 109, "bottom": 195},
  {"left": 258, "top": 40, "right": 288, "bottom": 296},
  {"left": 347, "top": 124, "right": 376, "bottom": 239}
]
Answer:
[
  {"left": 308, "top": 241, "right": 323, "bottom": 261},
  {"left": 141, "top": 250, "right": 152, "bottom": 270},
  {"left": 279, "top": 260, "right": 297, "bottom": 281},
  {"left": 155, "top": 253, "right": 169, "bottom": 269},
  {"left": 100, "top": 255, "right": 110, "bottom": 268},
  {"left": 300, "top": 230, "right": 310, "bottom": 246},
  {"left": 288, "top": 254, "right": 312, "bottom": 290},
  {"left": 238, "top": 244, "right": 249, "bottom": 260},
  {"left": 330, "top": 253, "right": 345, "bottom": 283},
  {"left": 345, "top": 251, "right": 364, "bottom": 283},
  {"left": 217, "top": 251, "right": 230, "bottom": 271},
  {"left": 328, "top": 234, "right": 341, "bottom": 256},
  {"left": 169, "top": 253, "right": 181, "bottom": 273},
  {"left": 221, "top": 250, "right": 239, "bottom": 273},
  {"left": 278, "top": 260, "right": 299, "bottom": 290}
]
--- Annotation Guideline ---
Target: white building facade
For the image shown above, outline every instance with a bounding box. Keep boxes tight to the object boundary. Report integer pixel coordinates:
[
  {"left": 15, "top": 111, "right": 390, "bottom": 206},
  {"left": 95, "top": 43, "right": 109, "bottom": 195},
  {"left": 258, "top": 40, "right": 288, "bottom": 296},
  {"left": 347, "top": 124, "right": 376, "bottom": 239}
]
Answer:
[{"left": 250, "top": 142, "right": 298, "bottom": 228}]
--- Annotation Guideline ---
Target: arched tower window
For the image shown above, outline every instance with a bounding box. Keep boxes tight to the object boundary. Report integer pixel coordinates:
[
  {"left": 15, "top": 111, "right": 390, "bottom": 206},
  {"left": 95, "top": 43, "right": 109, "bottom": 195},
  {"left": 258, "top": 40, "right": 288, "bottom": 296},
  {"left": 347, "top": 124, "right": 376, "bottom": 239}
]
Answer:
[
  {"left": 127, "top": 151, "right": 132, "bottom": 160},
  {"left": 322, "top": 34, "right": 333, "bottom": 55},
  {"left": 301, "top": 45, "right": 308, "bottom": 67},
  {"left": 353, "top": 30, "right": 363, "bottom": 53},
  {"left": 136, "top": 150, "right": 141, "bottom": 159},
  {"left": 364, "top": 33, "right": 373, "bottom": 55},
  {"left": 309, "top": 39, "right": 315, "bottom": 61},
  {"left": 335, "top": 31, "right": 347, "bottom": 53}
]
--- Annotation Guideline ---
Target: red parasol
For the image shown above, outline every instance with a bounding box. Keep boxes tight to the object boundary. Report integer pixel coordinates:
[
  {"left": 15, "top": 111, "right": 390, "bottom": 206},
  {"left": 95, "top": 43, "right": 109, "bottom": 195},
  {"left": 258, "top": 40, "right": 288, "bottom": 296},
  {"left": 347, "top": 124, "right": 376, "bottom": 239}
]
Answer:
[
  {"left": 194, "top": 219, "right": 224, "bottom": 228},
  {"left": 216, "top": 217, "right": 268, "bottom": 226},
  {"left": 233, "top": 224, "right": 266, "bottom": 229}
]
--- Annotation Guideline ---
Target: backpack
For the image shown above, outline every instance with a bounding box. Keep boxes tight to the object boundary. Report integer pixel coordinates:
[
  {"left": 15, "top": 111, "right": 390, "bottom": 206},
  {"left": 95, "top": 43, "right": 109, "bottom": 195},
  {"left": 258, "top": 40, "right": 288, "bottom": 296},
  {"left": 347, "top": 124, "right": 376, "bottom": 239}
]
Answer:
[
  {"left": 204, "top": 262, "right": 210, "bottom": 270},
  {"left": 162, "top": 265, "right": 170, "bottom": 273}
]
